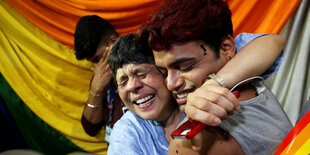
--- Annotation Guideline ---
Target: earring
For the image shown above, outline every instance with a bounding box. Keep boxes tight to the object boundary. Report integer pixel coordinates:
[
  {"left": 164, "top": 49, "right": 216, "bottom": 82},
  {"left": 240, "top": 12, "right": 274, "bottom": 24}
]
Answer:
[{"left": 226, "top": 56, "right": 232, "bottom": 61}]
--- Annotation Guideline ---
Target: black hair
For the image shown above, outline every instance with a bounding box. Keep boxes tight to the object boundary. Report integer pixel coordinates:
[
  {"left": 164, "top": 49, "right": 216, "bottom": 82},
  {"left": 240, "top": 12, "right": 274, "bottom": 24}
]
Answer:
[
  {"left": 74, "top": 15, "right": 118, "bottom": 60},
  {"left": 108, "top": 33, "right": 154, "bottom": 79}
]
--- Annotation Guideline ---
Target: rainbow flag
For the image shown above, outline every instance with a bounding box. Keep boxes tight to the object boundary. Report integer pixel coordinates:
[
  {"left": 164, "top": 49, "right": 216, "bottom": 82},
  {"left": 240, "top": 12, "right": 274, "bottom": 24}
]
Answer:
[{"left": 274, "top": 110, "right": 310, "bottom": 155}]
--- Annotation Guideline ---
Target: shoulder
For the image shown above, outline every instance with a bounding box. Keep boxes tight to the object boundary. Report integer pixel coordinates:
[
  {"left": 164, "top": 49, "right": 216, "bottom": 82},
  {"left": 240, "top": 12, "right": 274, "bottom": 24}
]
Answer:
[
  {"left": 112, "top": 110, "right": 144, "bottom": 131},
  {"left": 108, "top": 111, "right": 145, "bottom": 154},
  {"left": 234, "top": 33, "right": 267, "bottom": 52}
]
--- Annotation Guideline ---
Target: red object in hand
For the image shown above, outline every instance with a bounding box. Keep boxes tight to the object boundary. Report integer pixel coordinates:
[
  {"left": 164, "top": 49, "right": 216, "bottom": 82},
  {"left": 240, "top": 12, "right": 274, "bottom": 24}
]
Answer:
[{"left": 171, "top": 91, "right": 240, "bottom": 139}]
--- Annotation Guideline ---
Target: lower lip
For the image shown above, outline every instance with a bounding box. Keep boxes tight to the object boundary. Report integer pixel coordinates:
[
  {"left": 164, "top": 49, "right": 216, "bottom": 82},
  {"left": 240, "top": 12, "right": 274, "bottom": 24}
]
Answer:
[{"left": 175, "top": 97, "right": 187, "bottom": 105}]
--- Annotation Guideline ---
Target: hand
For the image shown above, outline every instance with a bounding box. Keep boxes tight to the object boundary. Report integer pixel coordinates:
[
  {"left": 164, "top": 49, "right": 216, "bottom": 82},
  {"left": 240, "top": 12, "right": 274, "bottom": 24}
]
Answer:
[
  {"left": 90, "top": 50, "right": 112, "bottom": 94},
  {"left": 185, "top": 79, "right": 240, "bottom": 126}
]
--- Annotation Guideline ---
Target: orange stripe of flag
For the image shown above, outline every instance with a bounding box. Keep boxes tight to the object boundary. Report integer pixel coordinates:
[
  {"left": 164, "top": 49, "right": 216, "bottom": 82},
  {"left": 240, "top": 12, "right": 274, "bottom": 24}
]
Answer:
[
  {"left": 294, "top": 138, "right": 310, "bottom": 154},
  {"left": 280, "top": 123, "right": 310, "bottom": 154}
]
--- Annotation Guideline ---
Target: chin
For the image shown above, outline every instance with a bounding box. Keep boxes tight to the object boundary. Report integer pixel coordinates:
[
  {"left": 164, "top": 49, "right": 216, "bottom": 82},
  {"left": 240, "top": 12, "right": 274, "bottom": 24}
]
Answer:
[
  {"left": 138, "top": 112, "right": 159, "bottom": 121},
  {"left": 179, "top": 105, "right": 186, "bottom": 112}
]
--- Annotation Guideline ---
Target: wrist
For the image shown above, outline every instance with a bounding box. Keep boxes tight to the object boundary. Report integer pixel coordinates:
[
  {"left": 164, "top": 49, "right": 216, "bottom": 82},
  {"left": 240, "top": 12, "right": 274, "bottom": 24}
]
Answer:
[
  {"left": 89, "top": 89, "right": 103, "bottom": 97},
  {"left": 87, "top": 103, "right": 103, "bottom": 108},
  {"left": 205, "top": 73, "right": 228, "bottom": 88},
  {"left": 204, "top": 78, "right": 221, "bottom": 86},
  {"left": 89, "top": 84, "right": 108, "bottom": 97}
]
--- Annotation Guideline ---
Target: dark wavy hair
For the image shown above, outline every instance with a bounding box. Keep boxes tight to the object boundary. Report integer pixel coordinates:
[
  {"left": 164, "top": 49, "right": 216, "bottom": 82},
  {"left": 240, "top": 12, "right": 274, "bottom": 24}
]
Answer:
[
  {"left": 108, "top": 33, "right": 154, "bottom": 79},
  {"left": 74, "top": 15, "right": 118, "bottom": 60},
  {"left": 138, "top": 0, "right": 232, "bottom": 58}
]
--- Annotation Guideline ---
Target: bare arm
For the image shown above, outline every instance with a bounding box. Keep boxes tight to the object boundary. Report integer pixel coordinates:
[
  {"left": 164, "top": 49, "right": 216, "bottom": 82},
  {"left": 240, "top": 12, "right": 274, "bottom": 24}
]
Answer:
[
  {"left": 217, "top": 33, "right": 285, "bottom": 89},
  {"left": 82, "top": 51, "right": 112, "bottom": 136},
  {"left": 186, "top": 33, "right": 285, "bottom": 125}
]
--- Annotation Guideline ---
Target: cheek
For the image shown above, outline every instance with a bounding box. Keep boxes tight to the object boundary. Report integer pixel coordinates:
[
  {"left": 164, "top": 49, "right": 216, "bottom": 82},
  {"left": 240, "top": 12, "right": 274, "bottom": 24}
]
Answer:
[
  {"left": 183, "top": 70, "right": 207, "bottom": 87},
  {"left": 148, "top": 75, "right": 170, "bottom": 92},
  {"left": 117, "top": 90, "right": 127, "bottom": 103}
]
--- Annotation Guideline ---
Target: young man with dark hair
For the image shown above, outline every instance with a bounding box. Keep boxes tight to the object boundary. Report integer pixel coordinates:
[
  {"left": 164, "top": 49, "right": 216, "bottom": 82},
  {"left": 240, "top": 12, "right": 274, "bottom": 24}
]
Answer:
[
  {"left": 74, "top": 15, "right": 124, "bottom": 142},
  {"left": 138, "top": 0, "right": 292, "bottom": 154}
]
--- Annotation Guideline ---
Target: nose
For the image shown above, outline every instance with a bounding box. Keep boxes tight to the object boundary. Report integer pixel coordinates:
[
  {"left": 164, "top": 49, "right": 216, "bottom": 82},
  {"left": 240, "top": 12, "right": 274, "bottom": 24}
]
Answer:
[
  {"left": 126, "top": 77, "right": 143, "bottom": 92},
  {"left": 166, "top": 71, "right": 183, "bottom": 92}
]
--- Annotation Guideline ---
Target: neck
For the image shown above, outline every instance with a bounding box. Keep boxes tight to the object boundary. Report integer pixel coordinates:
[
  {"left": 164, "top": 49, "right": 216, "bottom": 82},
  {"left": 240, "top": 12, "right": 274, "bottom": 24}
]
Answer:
[{"left": 159, "top": 106, "right": 183, "bottom": 143}]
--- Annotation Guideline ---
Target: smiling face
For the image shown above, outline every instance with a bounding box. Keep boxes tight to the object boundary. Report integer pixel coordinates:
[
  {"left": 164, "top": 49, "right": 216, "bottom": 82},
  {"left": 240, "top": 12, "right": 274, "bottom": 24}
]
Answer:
[
  {"left": 153, "top": 41, "right": 228, "bottom": 111},
  {"left": 116, "top": 63, "right": 177, "bottom": 121}
]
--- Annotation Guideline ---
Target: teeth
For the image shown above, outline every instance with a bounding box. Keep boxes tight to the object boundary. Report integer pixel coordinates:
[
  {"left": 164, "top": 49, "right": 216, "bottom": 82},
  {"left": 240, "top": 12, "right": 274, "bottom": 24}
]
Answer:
[
  {"left": 136, "top": 95, "right": 154, "bottom": 105},
  {"left": 176, "top": 92, "right": 188, "bottom": 99}
]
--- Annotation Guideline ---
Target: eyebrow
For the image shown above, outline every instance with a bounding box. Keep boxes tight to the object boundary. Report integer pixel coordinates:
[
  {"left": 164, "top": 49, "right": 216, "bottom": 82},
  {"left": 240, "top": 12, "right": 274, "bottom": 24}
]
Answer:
[
  {"left": 117, "top": 66, "right": 150, "bottom": 79},
  {"left": 168, "top": 57, "right": 195, "bottom": 66}
]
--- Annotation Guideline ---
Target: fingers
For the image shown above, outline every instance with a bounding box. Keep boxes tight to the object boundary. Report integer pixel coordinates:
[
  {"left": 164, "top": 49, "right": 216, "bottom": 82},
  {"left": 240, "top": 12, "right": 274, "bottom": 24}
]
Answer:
[
  {"left": 185, "top": 101, "right": 222, "bottom": 126},
  {"left": 94, "top": 55, "right": 112, "bottom": 76},
  {"left": 185, "top": 85, "right": 240, "bottom": 126},
  {"left": 205, "top": 86, "right": 239, "bottom": 111},
  {"left": 189, "top": 91, "right": 234, "bottom": 116},
  {"left": 202, "top": 79, "right": 240, "bottom": 110}
]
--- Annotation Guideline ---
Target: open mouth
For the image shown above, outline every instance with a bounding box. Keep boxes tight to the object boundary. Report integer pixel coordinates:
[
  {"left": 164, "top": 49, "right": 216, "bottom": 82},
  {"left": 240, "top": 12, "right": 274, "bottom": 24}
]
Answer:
[
  {"left": 134, "top": 95, "right": 155, "bottom": 106},
  {"left": 174, "top": 89, "right": 194, "bottom": 105},
  {"left": 176, "top": 92, "right": 188, "bottom": 99}
]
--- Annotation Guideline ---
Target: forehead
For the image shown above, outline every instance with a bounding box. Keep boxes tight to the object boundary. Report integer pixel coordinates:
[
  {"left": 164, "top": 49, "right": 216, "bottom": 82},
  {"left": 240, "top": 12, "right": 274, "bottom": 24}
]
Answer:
[
  {"left": 153, "top": 41, "right": 202, "bottom": 66},
  {"left": 116, "top": 63, "right": 156, "bottom": 75}
]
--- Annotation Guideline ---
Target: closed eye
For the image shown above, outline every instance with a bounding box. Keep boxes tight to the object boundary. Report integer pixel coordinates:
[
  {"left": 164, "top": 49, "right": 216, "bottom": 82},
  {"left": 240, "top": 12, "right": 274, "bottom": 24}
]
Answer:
[
  {"left": 117, "top": 78, "right": 128, "bottom": 87},
  {"left": 136, "top": 72, "right": 147, "bottom": 77},
  {"left": 179, "top": 64, "right": 194, "bottom": 72}
]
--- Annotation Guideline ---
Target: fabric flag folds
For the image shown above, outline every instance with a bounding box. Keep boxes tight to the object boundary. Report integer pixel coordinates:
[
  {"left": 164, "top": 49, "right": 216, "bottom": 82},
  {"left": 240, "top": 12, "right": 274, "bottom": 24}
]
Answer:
[{"left": 0, "top": 0, "right": 302, "bottom": 154}]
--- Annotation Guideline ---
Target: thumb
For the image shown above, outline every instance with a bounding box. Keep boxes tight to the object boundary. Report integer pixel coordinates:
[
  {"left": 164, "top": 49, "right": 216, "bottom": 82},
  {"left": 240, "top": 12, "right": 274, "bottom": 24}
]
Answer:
[{"left": 191, "top": 131, "right": 203, "bottom": 151}]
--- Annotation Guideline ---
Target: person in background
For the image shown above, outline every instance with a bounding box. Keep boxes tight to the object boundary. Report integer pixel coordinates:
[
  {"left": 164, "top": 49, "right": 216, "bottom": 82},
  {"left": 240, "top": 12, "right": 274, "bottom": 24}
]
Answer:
[
  {"left": 74, "top": 15, "right": 125, "bottom": 142},
  {"left": 138, "top": 0, "right": 292, "bottom": 154}
]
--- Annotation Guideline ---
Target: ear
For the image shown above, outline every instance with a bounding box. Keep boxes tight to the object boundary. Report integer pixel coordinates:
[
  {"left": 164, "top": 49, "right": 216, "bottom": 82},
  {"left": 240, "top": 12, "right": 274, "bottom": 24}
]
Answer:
[
  {"left": 110, "top": 35, "right": 118, "bottom": 44},
  {"left": 219, "top": 35, "right": 236, "bottom": 62}
]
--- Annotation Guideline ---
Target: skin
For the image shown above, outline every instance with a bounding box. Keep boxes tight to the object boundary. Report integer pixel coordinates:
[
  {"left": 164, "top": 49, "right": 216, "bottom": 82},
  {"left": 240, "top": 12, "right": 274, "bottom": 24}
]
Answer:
[
  {"left": 83, "top": 35, "right": 117, "bottom": 126},
  {"left": 108, "top": 34, "right": 284, "bottom": 153},
  {"left": 115, "top": 63, "right": 183, "bottom": 142},
  {"left": 153, "top": 35, "right": 267, "bottom": 154},
  {"left": 155, "top": 34, "right": 284, "bottom": 126},
  {"left": 168, "top": 127, "right": 245, "bottom": 155},
  {"left": 154, "top": 36, "right": 239, "bottom": 119}
]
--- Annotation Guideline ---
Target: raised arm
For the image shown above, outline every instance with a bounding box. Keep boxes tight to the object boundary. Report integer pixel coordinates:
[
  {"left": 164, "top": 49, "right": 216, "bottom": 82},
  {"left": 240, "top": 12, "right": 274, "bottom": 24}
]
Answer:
[
  {"left": 181, "top": 33, "right": 285, "bottom": 153},
  {"left": 185, "top": 33, "right": 285, "bottom": 125},
  {"left": 81, "top": 52, "right": 111, "bottom": 136},
  {"left": 217, "top": 33, "right": 285, "bottom": 89}
]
